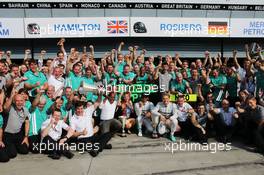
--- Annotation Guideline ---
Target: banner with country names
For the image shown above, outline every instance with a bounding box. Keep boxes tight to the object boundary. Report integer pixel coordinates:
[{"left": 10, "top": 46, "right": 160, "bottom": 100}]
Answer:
[{"left": 0, "top": 1, "right": 264, "bottom": 11}]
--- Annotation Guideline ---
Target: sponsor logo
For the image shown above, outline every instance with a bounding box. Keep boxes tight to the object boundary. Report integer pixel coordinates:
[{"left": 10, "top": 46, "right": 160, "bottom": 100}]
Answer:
[{"left": 27, "top": 23, "right": 40, "bottom": 34}]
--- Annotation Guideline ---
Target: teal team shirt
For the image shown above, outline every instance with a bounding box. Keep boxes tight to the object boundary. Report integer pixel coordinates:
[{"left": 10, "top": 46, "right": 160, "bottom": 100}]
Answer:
[
  {"left": 135, "top": 73, "right": 148, "bottom": 84},
  {"left": 210, "top": 74, "right": 227, "bottom": 100},
  {"left": 0, "top": 114, "right": 3, "bottom": 128},
  {"left": 169, "top": 71, "right": 176, "bottom": 80},
  {"left": 66, "top": 71, "right": 83, "bottom": 91},
  {"left": 170, "top": 79, "right": 189, "bottom": 93},
  {"left": 226, "top": 74, "right": 238, "bottom": 98},
  {"left": 29, "top": 108, "right": 47, "bottom": 136},
  {"left": 120, "top": 72, "right": 136, "bottom": 81},
  {"left": 24, "top": 70, "right": 47, "bottom": 96},
  {"left": 43, "top": 94, "right": 54, "bottom": 112},
  {"left": 256, "top": 70, "right": 264, "bottom": 93},
  {"left": 115, "top": 61, "right": 126, "bottom": 73},
  {"left": 25, "top": 100, "right": 32, "bottom": 110},
  {"left": 104, "top": 72, "right": 118, "bottom": 85}
]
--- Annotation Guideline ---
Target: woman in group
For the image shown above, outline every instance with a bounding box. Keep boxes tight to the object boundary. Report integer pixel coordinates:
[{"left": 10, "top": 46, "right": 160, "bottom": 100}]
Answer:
[{"left": 116, "top": 92, "right": 136, "bottom": 137}]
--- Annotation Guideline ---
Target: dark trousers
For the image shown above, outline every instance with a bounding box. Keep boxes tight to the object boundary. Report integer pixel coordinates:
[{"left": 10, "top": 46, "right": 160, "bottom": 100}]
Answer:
[
  {"left": 214, "top": 114, "right": 237, "bottom": 140},
  {"left": 192, "top": 126, "right": 208, "bottom": 143},
  {"left": 0, "top": 146, "right": 9, "bottom": 162},
  {"left": 2, "top": 132, "right": 29, "bottom": 161},
  {"left": 178, "top": 119, "right": 193, "bottom": 139},
  {"left": 100, "top": 119, "right": 122, "bottom": 134},
  {"left": 29, "top": 135, "right": 41, "bottom": 154},
  {"left": 41, "top": 135, "right": 70, "bottom": 155},
  {"left": 77, "top": 132, "right": 112, "bottom": 152},
  {"left": 253, "top": 126, "right": 264, "bottom": 153}
]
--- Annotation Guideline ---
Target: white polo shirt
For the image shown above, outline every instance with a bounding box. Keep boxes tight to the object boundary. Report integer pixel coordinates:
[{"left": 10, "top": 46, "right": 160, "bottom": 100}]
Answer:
[
  {"left": 176, "top": 102, "right": 193, "bottom": 122},
  {"left": 99, "top": 100, "right": 117, "bottom": 121},
  {"left": 134, "top": 101, "right": 154, "bottom": 117},
  {"left": 70, "top": 106, "right": 95, "bottom": 139},
  {"left": 48, "top": 75, "right": 65, "bottom": 92},
  {"left": 41, "top": 119, "right": 69, "bottom": 141}
]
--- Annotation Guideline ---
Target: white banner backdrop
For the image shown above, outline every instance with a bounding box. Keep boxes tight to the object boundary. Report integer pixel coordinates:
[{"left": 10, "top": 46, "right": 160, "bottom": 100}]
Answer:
[
  {"left": 0, "top": 18, "right": 24, "bottom": 38},
  {"left": 230, "top": 18, "right": 264, "bottom": 38},
  {"left": 24, "top": 17, "right": 129, "bottom": 38},
  {"left": 131, "top": 17, "right": 229, "bottom": 37},
  {"left": 3, "top": 17, "right": 264, "bottom": 38}
]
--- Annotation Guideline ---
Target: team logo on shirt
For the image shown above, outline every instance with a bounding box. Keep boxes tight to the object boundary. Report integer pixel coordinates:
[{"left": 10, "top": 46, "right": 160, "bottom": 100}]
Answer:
[{"left": 107, "top": 20, "right": 128, "bottom": 34}]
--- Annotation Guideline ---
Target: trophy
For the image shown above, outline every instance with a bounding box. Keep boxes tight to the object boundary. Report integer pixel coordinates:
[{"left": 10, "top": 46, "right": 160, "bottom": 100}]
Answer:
[
  {"left": 119, "top": 115, "right": 127, "bottom": 137},
  {"left": 78, "top": 82, "right": 105, "bottom": 95}
]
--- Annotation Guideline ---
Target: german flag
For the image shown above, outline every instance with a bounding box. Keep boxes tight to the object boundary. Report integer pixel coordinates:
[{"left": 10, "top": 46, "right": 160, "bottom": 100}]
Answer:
[{"left": 208, "top": 22, "right": 228, "bottom": 35}]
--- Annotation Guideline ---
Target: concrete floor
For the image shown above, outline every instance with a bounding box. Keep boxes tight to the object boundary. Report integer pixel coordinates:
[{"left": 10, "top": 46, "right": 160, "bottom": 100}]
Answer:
[{"left": 0, "top": 135, "right": 264, "bottom": 175}]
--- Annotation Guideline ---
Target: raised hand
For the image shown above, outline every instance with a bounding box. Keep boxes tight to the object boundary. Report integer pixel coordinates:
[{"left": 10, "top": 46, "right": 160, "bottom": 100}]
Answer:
[{"left": 25, "top": 49, "right": 31, "bottom": 55}]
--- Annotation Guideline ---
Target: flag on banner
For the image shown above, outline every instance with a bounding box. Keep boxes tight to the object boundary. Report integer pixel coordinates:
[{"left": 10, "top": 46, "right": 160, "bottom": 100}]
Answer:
[
  {"left": 107, "top": 20, "right": 128, "bottom": 34},
  {"left": 208, "top": 21, "right": 228, "bottom": 35}
]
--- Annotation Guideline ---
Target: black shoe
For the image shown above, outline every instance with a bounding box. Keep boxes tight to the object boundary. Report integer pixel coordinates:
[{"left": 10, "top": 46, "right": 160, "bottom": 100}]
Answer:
[
  {"left": 48, "top": 153, "right": 61, "bottom": 160},
  {"left": 200, "top": 141, "right": 208, "bottom": 145},
  {"left": 104, "top": 144, "right": 112, "bottom": 150},
  {"left": 152, "top": 133, "right": 159, "bottom": 139},
  {"left": 89, "top": 150, "right": 99, "bottom": 157},
  {"left": 62, "top": 150, "right": 74, "bottom": 159},
  {"left": 223, "top": 136, "right": 228, "bottom": 144}
]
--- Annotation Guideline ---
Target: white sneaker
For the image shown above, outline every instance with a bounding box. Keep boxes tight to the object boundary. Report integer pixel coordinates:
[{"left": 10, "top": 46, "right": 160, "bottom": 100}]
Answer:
[{"left": 138, "top": 131, "right": 143, "bottom": 137}]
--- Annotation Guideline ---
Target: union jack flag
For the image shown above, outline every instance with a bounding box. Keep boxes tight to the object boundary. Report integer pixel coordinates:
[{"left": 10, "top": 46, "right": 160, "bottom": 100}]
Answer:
[{"left": 107, "top": 20, "right": 128, "bottom": 34}]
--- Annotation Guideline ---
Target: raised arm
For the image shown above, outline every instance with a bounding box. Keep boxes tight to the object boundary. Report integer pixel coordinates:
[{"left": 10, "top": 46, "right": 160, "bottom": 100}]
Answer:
[
  {"left": 202, "top": 52, "right": 209, "bottom": 67},
  {"left": 30, "top": 90, "right": 43, "bottom": 112},
  {"left": 24, "top": 49, "right": 31, "bottom": 61},
  {"left": 5, "top": 50, "right": 12, "bottom": 65},
  {"left": 208, "top": 53, "right": 213, "bottom": 68},
  {"left": 3, "top": 85, "right": 17, "bottom": 113},
  {"left": 245, "top": 44, "right": 252, "bottom": 61},
  {"left": 94, "top": 64, "right": 102, "bottom": 81},
  {"left": 233, "top": 50, "right": 240, "bottom": 69},
  {"left": 0, "top": 90, "right": 5, "bottom": 113},
  {"left": 175, "top": 53, "right": 182, "bottom": 67},
  {"left": 223, "top": 57, "right": 229, "bottom": 67},
  {"left": 38, "top": 50, "right": 46, "bottom": 69},
  {"left": 111, "top": 49, "right": 116, "bottom": 64},
  {"left": 93, "top": 92, "right": 103, "bottom": 109},
  {"left": 58, "top": 38, "right": 66, "bottom": 54},
  {"left": 118, "top": 42, "right": 124, "bottom": 54},
  {"left": 89, "top": 45, "right": 94, "bottom": 59},
  {"left": 257, "top": 44, "right": 264, "bottom": 61},
  {"left": 217, "top": 52, "right": 222, "bottom": 66},
  {"left": 132, "top": 46, "right": 139, "bottom": 65}
]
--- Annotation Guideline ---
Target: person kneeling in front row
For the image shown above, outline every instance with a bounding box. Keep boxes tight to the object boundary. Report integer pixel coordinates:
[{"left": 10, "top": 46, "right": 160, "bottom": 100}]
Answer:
[
  {"left": 70, "top": 99, "right": 113, "bottom": 157},
  {"left": 41, "top": 109, "right": 74, "bottom": 160}
]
